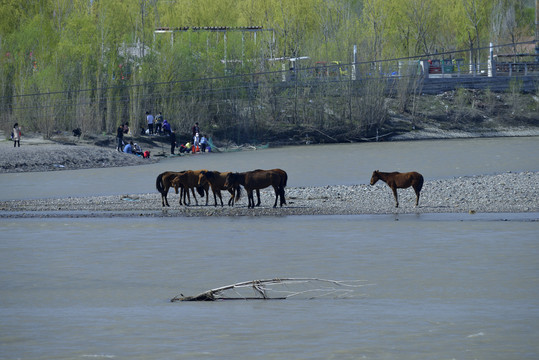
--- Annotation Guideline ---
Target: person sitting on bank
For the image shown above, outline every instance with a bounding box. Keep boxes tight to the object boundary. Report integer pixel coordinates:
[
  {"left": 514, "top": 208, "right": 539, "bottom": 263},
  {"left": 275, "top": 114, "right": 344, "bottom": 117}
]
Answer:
[
  {"left": 123, "top": 141, "right": 134, "bottom": 154},
  {"left": 133, "top": 143, "right": 143, "bottom": 156},
  {"left": 180, "top": 141, "right": 192, "bottom": 153},
  {"left": 162, "top": 119, "right": 171, "bottom": 136}
]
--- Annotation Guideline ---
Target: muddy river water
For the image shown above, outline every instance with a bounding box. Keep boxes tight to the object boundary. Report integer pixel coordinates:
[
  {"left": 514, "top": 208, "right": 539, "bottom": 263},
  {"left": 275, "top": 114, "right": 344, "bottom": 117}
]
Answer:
[{"left": 1, "top": 137, "right": 538, "bottom": 359}]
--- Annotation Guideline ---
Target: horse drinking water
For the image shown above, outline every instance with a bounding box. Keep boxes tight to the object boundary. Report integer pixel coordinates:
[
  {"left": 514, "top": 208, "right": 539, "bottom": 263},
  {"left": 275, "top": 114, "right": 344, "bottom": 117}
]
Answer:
[{"left": 370, "top": 170, "right": 424, "bottom": 208}]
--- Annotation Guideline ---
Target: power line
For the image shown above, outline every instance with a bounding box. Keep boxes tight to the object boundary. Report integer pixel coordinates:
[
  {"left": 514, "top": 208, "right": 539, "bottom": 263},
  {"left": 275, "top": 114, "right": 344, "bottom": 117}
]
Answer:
[{"left": 1, "top": 40, "right": 535, "bottom": 102}]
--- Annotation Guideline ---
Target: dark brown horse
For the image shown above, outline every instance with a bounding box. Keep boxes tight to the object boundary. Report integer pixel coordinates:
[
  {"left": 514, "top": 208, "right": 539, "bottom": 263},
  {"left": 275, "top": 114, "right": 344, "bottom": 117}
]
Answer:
[
  {"left": 156, "top": 171, "right": 186, "bottom": 207},
  {"left": 171, "top": 170, "right": 208, "bottom": 206},
  {"left": 224, "top": 169, "right": 286, "bottom": 208},
  {"left": 370, "top": 170, "right": 424, "bottom": 208},
  {"left": 247, "top": 169, "right": 288, "bottom": 207},
  {"left": 198, "top": 170, "right": 239, "bottom": 207}
]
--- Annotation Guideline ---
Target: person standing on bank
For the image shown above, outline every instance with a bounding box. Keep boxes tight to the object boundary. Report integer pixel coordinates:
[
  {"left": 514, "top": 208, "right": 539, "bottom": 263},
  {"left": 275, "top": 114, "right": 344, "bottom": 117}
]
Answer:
[
  {"left": 146, "top": 111, "right": 154, "bottom": 135},
  {"left": 12, "top": 123, "right": 21, "bottom": 147},
  {"left": 200, "top": 134, "right": 208, "bottom": 153},
  {"left": 116, "top": 123, "right": 124, "bottom": 151},
  {"left": 193, "top": 132, "right": 200, "bottom": 154},
  {"left": 170, "top": 130, "right": 177, "bottom": 155},
  {"left": 155, "top": 112, "right": 163, "bottom": 134},
  {"left": 191, "top": 122, "right": 200, "bottom": 139}
]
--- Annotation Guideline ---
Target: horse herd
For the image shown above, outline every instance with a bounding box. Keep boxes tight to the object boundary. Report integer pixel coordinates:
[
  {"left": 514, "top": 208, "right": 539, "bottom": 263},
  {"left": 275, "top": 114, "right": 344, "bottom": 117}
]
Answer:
[
  {"left": 156, "top": 169, "right": 424, "bottom": 209},
  {"left": 156, "top": 169, "right": 288, "bottom": 208}
]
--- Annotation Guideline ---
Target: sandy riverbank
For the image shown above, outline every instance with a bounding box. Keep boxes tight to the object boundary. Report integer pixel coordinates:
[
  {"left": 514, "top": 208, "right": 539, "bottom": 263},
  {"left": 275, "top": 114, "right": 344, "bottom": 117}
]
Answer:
[
  {"left": 2, "top": 125, "right": 539, "bottom": 174},
  {"left": 0, "top": 137, "right": 158, "bottom": 173}
]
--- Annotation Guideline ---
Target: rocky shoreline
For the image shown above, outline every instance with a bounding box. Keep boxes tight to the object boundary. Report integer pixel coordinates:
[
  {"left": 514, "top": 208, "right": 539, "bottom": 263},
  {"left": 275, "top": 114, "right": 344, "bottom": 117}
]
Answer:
[
  {"left": 1, "top": 171, "right": 537, "bottom": 218},
  {"left": 2, "top": 126, "right": 539, "bottom": 174},
  {"left": 0, "top": 141, "right": 157, "bottom": 173}
]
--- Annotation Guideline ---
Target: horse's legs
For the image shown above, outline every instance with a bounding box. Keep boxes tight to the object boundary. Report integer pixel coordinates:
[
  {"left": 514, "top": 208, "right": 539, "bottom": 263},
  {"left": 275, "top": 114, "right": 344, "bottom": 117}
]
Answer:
[
  {"left": 272, "top": 186, "right": 279, "bottom": 208},
  {"left": 217, "top": 191, "right": 223, "bottom": 207},
  {"left": 255, "top": 189, "right": 261, "bottom": 207},
  {"left": 247, "top": 189, "right": 254, "bottom": 208},
  {"left": 163, "top": 186, "right": 170, "bottom": 207},
  {"left": 187, "top": 188, "right": 192, "bottom": 205},
  {"left": 190, "top": 188, "right": 198, "bottom": 205},
  {"left": 392, "top": 187, "right": 399, "bottom": 208},
  {"left": 227, "top": 189, "right": 235, "bottom": 206},
  {"left": 279, "top": 186, "right": 286, "bottom": 206},
  {"left": 166, "top": 187, "right": 172, "bottom": 207},
  {"left": 212, "top": 190, "right": 219, "bottom": 207},
  {"left": 183, "top": 187, "right": 191, "bottom": 205}
]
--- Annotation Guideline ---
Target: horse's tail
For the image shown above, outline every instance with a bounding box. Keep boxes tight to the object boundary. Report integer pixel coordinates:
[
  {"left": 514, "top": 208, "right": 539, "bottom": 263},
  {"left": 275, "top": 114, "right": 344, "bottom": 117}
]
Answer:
[
  {"left": 156, "top": 173, "right": 165, "bottom": 195},
  {"left": 417, "top": 174, "right": 424, "bottom": 193},
  {"left": 281, "top": 171, "right": 288, "bottom": 188},
  {"left": 196, "top": 186, "right": 205, "bottom": 197},
  {"left": 235, "top": 186, "right": 241, "bottom": 201}
]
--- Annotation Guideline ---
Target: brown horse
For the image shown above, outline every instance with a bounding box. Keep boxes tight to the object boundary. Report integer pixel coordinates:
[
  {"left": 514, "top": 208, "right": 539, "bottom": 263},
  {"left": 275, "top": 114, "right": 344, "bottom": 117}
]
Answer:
[
  {"left": 156, "top": 171, "right": 186, "bottom": 207},
  {"left": 198, "top": 170, "right": 239, "bottom": 207},
  {"left": 370, "top": 170, "right": 424, "bottom": 208},
  {"left": 249, "top": 168, "right": 288, "bottom": 206},
  {"left": 171, "top": 170, "right": 209, "bottom": 206},
  {"left": 225, "top": 169, "right": 285, "bottom": 208}
]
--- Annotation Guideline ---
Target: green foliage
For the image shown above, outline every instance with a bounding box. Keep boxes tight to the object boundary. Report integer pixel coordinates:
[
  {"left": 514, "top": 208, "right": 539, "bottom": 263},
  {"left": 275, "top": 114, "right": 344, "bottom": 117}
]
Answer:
[
  {"left": 0, "top": 0, "right": 24, "bottom": 35},
  {"left": 0, "top": 0, "right": 535, "bottom": 139}
]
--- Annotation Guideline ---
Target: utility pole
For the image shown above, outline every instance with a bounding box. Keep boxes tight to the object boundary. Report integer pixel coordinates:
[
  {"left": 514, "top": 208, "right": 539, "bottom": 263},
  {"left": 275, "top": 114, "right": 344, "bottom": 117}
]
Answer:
[{"left": 535, "top": 0, "right": 538, "bottom": 61}]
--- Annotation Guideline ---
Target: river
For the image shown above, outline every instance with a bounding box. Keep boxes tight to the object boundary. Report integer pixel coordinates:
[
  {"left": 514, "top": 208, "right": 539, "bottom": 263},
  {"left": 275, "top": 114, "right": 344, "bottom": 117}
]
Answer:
[
  {"left": 0, "top": 136, "right": 537, "bottom": 200},
  {"left": 1, "top": 137, "right": 538, "bottom": 359}
]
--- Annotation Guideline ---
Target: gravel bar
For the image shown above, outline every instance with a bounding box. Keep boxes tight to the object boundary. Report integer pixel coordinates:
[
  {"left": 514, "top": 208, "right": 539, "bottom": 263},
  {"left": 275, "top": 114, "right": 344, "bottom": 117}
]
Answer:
[{"left": 1, "top": 171, "right": 537, "bottom": 218}]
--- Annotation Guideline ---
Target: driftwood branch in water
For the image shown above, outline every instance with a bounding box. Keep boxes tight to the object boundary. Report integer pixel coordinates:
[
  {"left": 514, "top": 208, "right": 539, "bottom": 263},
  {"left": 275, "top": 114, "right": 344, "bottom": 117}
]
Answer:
[{"left": 171, "top": 278, "right": 368, "bottom": 302}]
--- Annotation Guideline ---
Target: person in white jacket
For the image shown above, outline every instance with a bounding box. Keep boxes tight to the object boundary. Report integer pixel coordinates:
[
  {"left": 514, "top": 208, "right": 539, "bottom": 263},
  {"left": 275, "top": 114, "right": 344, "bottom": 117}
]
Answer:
[{"left": 12, "top": 123, "right": 21, "bottom": 147}]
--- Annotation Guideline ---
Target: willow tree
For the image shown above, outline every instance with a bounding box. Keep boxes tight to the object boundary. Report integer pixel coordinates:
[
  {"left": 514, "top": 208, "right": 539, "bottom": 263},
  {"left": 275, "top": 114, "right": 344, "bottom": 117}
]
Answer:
[
  {"left": 491, "top": 0, "right": 535, "bottom": 54},
  {"left": 361, "top": 0, "right": 388, "bottom": 63},
  {"left": 460, "top": 0, "right": 492, "bottom": 73}
]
